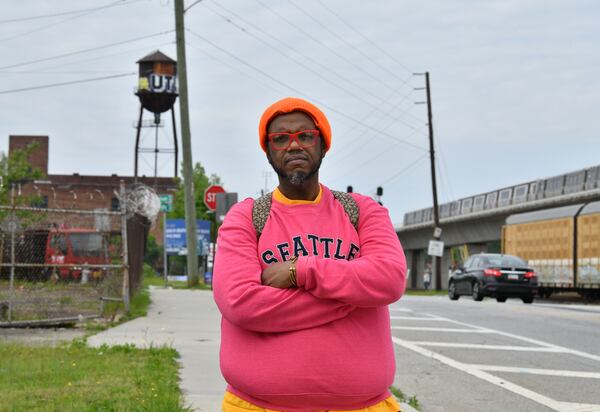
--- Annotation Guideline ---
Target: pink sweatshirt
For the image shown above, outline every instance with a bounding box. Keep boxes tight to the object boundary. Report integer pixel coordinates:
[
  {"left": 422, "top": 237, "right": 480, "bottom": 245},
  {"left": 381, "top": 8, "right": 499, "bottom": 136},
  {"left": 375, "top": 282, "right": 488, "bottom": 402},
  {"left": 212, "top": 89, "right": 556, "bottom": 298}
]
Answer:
[{"left": 213, "top": 186, "right": 407, "bottom": 411}]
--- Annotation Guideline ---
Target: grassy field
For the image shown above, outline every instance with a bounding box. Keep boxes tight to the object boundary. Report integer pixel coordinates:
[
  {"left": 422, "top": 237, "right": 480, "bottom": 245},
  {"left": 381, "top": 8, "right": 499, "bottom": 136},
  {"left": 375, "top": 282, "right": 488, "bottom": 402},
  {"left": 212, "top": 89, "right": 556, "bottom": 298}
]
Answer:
[{"left": 0, "top": 340, "right": 192, "bottom": 412}]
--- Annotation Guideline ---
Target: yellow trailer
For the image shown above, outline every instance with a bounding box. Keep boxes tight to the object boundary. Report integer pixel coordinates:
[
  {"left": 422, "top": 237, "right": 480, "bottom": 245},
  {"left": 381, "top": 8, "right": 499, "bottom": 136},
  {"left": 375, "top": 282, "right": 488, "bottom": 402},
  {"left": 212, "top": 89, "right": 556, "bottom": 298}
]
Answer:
[
  {"left": 503, "top": 201, "right": 600, "bottom": 298},
  {"left": 577, "top": 202, "right": 600, "bottom": 288}
]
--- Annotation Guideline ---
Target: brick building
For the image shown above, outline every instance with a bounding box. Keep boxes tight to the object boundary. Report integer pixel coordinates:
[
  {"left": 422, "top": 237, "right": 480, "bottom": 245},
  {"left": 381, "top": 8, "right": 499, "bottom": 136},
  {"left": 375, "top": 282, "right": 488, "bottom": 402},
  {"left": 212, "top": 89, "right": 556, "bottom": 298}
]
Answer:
[{"left": 6, "top": 135, "right": 178, "bottom": 242}]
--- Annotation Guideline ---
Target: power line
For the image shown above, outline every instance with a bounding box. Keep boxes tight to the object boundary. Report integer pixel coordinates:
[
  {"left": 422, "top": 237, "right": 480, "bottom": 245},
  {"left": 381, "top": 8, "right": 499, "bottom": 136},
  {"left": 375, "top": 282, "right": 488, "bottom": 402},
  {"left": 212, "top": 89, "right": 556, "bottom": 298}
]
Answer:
[
  {"left": 202, "top": 2, "right": 423, "bottom": 131},
  {"left": 0, "top": 0, "right": 138, "bottom": 24},
  {"left": 35, "top": 41, "right": 175, "bottom": 72},
  {"left": 0, "top": 70, "right": 134, "bottom": 75},
  {"left": 0, "top": 0, "right": 146, "bottom": 43},
  {"left": 288, "top": 0, "right": 413, "bottom": 88},
  {"left": 0, "top": 72, "right": 135, "bottom": 95},
  {"left": 0, "top": 30, "right": 173, "bottom": 71},
  {"left": 379, "top": 153, "right": 429, "bottom": 186},
  {"left": 315, "top": 0, "right": 414, "bottom": 75},
  {"left": 329, "top": 129, "right": 422, "bottom": 186},
  {"left": 434, "top": 123, "right": 455, "bottom": 201},
  {"left": 333, "top": 90, "right": 419, "bottom": 159},
  {"left": 205, "top": 3, "right": 387, "bottom": 106},
  {"left": 186, "top": 41, "right": 287, "bottom": 95},
  {"left": 254, "top": 0, "right": 406, "bottom": 95},
  {"left": 187, "top": 29, "right": 427, "bottom": 152}
]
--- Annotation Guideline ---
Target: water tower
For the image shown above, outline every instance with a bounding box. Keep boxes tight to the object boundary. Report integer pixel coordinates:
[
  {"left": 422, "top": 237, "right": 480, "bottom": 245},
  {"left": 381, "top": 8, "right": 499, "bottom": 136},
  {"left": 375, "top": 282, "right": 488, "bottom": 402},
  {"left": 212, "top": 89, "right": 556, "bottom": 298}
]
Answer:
[{"left": 134, "top": 50, "right": 179, "bottom": 179}]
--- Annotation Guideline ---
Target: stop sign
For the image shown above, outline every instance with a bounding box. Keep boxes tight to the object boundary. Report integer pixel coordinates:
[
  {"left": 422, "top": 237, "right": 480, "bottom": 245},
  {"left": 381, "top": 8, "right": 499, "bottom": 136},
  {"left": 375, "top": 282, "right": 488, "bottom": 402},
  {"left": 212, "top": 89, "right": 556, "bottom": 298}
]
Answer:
[{"left": 204, "top": 185, "right": 225, "bottom": 211}]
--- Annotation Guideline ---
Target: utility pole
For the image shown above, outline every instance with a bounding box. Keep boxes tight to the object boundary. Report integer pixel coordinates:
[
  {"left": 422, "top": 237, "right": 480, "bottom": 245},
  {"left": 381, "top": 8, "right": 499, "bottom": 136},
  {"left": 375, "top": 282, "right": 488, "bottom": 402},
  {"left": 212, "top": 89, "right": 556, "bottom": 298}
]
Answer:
[
  {"left": 174, "top": 0, "right": 199, "bottom": 286},
  {"left": 416, "top": 71, "right": 442, "bottom": 290}
]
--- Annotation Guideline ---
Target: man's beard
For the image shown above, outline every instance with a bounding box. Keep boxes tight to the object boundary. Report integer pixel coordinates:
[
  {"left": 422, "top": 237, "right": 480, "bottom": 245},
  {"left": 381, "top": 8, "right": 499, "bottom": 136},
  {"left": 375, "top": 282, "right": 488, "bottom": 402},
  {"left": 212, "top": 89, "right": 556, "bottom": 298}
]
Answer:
[{"left": 269, "top": 156, "right": 322, "bottom": 186}]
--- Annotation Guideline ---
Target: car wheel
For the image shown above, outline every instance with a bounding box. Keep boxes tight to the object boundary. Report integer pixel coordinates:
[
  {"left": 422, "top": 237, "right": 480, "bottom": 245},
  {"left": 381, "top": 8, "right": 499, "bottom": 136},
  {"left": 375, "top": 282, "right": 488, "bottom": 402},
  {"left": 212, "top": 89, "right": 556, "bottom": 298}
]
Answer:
[
  {"left": 448, "top": 282, "right": 459, "bottom": 301},
  {"left": 522, "top": 296, "right": 534, "bottom": 304},
  {"left": 496, "top": 296, "right": 507, "bottom": 303},
  {"left": 472, "top": 282, "right": 484, "bottom": 301}
]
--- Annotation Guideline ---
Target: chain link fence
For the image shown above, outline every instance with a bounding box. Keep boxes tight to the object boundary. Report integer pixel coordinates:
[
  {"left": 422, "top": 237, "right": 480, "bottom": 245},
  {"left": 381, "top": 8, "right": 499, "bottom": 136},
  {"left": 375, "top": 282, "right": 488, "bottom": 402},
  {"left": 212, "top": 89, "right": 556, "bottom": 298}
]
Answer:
[
  {"left": 0, "top": 203, "right": 126, "bottom": 326},
  {"left": 0, "top": 183, "right": 160, "bottom": 327}
]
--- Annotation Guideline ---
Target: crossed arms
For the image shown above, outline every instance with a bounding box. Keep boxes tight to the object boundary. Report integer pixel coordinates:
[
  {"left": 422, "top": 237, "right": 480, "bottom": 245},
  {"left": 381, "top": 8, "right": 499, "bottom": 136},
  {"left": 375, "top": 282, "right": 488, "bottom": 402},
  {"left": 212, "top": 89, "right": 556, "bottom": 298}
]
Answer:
[{"left": 213, "top": 197, "right": 406, "bottom": 333}]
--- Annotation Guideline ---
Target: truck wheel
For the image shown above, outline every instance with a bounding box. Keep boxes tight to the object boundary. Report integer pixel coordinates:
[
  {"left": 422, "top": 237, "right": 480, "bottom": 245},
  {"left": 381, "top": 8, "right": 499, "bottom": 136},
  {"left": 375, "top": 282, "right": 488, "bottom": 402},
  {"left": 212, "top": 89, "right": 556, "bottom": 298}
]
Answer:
[
  {"left": 472, "top": 282, "right": 484, "bottom": 301},
  {"left": 448, "top": 282, "right": 459, "bottom": 301},
  {"left": 496, "top": 296, "right": 507, "bottom": 303}
]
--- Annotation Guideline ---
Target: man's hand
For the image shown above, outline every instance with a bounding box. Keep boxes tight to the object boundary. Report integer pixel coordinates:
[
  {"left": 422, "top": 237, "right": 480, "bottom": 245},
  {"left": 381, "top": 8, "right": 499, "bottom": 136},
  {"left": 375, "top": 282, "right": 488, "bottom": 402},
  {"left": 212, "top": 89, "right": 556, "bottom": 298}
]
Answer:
[{"left": 261, "top": 261, "right": 293, "bottom": 288}]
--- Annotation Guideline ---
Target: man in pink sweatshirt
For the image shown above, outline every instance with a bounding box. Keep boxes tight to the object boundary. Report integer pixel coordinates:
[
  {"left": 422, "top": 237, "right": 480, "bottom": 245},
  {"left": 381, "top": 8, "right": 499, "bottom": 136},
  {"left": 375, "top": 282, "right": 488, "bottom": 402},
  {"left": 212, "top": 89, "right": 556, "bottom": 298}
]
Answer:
[{"left": 213, "top": 97, "right": 407, "bottom": 412}]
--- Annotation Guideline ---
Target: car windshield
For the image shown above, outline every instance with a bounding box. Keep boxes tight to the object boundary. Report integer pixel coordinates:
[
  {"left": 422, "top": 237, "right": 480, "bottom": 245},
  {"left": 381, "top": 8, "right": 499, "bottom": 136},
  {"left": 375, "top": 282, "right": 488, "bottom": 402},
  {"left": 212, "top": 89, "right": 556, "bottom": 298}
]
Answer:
[
  {"left": 483, "top": 255, "right": 527, "bottom": 267},
  {"left": 69, "top": 233, "right": 105, "bottom": 257}
]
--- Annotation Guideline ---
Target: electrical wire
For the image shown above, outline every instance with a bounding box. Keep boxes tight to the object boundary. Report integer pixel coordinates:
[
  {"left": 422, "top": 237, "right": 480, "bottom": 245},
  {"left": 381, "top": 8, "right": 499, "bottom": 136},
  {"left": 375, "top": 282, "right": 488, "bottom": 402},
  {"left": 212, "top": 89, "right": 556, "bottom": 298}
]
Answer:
[
  {"left": 379, "top": 153, "right": 430, "bottom": 186},
  {"left": 315, "top": 0, "right": 414, "bottom": 76},
  {"left": 186, "top": 41, "right": 288, "bottom": 95},
  {"left": 288, "top": 0, "right": 413, "bottom": 89},
  {"left": 187, "top": 29, "right": 427, "bottom": 152},
  {"left": 0, "top": 0, "right": 147, "bottom": 43},
  {"left": 0, "top": 69, "right": 133, "bottom": 75},
  {"left": 203, "top": 1, "right": 421, "bottom": 130},
  {"left": 434, "top": 123, "right": 455, "bottom": 201},
  {"left": 0, "top": 72, "right": 135, "bottom": 94},
  {"left": 34, "top": 41, "right": 175, "bottom": 73},
  {"left": 0, "top": 0, "right": 140, "bottom": 24},
  {"left": 0, "top": 30, "right": 173, "bottom": 71},
  {"left": 254, "top": 0, "right": 407, "bottom": 96},
  {"left": 333, "top": 90, "right": 421, "bottom": 160}
]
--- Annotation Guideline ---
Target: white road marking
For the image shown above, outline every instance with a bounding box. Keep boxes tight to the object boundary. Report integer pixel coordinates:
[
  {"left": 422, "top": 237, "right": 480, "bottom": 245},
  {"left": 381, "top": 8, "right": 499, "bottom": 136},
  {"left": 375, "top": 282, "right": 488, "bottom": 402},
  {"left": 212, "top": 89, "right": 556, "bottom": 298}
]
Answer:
[
  {"left": 555, "top": 402, "right": 600, "bottom": 412},
  {"left": 391, "top": 326, "right": 494, "bottom": 333},
  {"left": 430, "top": 313, "right": 600, "bottom": 363},
  {"left": 389, "top": 307, "right": 414, "bottom": 312},
  {"left": 467, "top": 364, "right": 600, "bottom": 379},
  {"left": 392, "top": 309, "right": 600, "bottom": 411},
  {"left": 408, "top": 341, "right": 566, "bottom": 352},
  {"left": 392, "top": 336, "right": 578, "bottom": 412}
]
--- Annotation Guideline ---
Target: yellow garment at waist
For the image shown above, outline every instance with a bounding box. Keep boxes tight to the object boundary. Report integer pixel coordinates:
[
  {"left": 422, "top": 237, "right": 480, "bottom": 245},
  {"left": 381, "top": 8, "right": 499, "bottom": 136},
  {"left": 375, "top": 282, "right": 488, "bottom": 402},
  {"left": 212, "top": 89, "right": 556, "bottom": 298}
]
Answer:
[{"left": 222, "top": 391, "right": 401, "bottom": 412}]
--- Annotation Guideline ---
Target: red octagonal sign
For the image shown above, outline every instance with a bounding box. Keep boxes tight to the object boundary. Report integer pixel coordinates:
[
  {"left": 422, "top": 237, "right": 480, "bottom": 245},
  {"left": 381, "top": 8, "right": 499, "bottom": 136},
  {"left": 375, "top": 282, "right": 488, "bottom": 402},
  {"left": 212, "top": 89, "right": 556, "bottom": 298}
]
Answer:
[{"left": 204, "top": 184, "right": 225, "bottom": 211}]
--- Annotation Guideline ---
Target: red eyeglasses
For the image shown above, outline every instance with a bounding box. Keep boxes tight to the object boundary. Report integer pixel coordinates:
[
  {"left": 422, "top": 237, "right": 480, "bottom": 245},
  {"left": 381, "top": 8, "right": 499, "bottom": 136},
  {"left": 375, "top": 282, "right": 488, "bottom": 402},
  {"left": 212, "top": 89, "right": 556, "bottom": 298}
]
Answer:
[{"left": 267, "top": 129, "right": 320, "bottom": 150}]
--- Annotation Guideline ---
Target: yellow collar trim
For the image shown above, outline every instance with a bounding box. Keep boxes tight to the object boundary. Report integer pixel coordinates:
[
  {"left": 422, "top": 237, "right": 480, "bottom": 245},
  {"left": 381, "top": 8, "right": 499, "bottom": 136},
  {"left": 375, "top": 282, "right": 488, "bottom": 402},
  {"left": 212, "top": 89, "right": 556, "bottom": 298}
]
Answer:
[{"left": 273, "top": 185, "right": 323, "bottom": 205}]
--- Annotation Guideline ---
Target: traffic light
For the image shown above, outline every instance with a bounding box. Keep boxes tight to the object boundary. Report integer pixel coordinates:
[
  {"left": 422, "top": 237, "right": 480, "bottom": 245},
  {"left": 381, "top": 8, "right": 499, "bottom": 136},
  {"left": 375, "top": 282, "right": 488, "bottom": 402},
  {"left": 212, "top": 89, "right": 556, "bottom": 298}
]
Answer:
[
  {"left": 346, "top": 185, "right": 353, "bottom": 193},
  {"left": 376, "top": 186, "right": 383, "bottom": 196}
]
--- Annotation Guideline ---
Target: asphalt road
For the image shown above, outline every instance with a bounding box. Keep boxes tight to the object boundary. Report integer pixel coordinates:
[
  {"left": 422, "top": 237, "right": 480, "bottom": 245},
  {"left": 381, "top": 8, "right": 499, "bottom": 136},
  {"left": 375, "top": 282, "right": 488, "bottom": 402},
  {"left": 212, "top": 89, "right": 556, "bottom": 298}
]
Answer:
[{"left": 391, "top": 295, "right": 600, "bottom": 412}]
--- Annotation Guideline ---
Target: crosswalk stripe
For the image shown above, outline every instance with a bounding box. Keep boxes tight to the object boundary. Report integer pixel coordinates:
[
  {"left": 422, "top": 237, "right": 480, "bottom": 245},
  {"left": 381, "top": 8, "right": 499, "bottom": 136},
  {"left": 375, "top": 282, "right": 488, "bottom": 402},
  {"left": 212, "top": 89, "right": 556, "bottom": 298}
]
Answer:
[{"left": 467, "top": 364, "right": 600, "bottom": 379}]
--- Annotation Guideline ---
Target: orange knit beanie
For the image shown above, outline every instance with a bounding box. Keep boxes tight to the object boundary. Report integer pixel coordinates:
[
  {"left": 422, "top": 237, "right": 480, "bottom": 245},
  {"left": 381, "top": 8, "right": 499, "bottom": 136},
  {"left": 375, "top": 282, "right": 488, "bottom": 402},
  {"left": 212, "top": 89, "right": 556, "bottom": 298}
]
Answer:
[{"left": 258, "top": 97, "right": 332, "bottom": 153}]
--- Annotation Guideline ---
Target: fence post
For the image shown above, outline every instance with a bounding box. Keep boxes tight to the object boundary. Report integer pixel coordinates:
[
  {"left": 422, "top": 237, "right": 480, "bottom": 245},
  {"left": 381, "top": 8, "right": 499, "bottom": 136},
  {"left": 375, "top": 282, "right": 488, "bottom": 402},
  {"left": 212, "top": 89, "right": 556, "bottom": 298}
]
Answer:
[
  {"left": 120, "top": 181, "right": 130, "bottom": 312},
  {"left": 8, "top": 185, "right": 15, "bottom": 323}
]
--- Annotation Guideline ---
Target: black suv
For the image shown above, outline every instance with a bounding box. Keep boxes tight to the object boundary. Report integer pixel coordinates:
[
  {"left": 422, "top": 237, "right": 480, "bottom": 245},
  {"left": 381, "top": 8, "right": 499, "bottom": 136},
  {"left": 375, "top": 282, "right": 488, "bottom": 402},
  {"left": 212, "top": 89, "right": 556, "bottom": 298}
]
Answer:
[{"left": 448, "top": 253, "right": 537, "bottom": 303}]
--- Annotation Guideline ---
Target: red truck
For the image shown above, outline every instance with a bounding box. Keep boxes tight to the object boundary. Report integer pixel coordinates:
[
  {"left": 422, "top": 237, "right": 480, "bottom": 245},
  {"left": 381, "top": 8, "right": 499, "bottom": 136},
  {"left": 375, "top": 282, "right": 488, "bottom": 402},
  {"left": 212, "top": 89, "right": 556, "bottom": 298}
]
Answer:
[{"left": 45, "top": 228, "right": 110, "bottom": 281}]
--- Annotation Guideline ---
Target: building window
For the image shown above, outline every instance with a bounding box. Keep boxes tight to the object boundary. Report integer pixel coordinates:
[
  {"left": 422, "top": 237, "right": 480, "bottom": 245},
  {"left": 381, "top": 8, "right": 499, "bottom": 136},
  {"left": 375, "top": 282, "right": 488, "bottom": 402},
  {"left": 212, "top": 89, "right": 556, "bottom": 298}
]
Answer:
[{"left": 111, "top": 197, "right": 120, "bottom": 211}]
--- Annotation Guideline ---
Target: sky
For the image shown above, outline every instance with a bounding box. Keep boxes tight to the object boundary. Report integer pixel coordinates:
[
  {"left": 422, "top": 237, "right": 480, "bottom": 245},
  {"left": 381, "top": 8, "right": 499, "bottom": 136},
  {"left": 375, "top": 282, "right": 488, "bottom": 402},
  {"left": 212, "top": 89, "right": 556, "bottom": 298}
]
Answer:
[{"left": 1, "top": 0, "right": 599, "bottom": 226}]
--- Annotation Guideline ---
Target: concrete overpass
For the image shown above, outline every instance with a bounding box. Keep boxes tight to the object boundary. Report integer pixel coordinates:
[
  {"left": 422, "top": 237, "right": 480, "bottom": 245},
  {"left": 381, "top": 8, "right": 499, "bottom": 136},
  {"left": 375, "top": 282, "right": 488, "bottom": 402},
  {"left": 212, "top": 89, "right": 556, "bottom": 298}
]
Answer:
[{"left": 397, "top": 183, "right": 600, "bottom": 291}]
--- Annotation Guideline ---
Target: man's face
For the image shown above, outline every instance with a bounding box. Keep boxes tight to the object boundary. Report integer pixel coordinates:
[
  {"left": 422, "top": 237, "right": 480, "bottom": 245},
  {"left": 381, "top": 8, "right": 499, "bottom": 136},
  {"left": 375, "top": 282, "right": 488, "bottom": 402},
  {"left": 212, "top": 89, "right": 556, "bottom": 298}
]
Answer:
[{"left": 266, "top": 111, "right": 325, "bottom": 186}]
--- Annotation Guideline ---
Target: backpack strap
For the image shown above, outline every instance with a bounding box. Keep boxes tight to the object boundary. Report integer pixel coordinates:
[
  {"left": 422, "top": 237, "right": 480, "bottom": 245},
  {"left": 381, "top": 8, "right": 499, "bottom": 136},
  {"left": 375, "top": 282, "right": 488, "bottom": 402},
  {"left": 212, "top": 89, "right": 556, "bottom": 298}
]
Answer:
[
  {"left": 252, "top": 190, "right": 360, "bottom": 238},
  {"left": 252, "top": 192, "right": 272, "bottom": 238},
  {"left": 331, "top": 190, "right": 359, "bottom": 231}
]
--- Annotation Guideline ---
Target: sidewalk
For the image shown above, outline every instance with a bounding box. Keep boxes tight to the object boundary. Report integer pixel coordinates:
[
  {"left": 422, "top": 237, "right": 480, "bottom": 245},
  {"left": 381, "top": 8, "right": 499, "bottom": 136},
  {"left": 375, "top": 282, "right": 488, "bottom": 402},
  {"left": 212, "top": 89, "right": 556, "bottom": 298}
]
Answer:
[
  {"left": 88, "top": 288, "right": 225, "bottom": 411},
  {"left": 88, "top": 287, "right": 417, "bottom": 412}
]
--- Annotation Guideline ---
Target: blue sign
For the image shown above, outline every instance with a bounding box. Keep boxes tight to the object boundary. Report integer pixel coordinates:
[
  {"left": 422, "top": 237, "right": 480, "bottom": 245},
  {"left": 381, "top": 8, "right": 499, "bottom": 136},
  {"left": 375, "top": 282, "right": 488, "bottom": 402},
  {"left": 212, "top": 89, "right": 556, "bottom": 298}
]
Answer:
[{"left": 165, "top": 219, "right": 211, "bottom": 256}]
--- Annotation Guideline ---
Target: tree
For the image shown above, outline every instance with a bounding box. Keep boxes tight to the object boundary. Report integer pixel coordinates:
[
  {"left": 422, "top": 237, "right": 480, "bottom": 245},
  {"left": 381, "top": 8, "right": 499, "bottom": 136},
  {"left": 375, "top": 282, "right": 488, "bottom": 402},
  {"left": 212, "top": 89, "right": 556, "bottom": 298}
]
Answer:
[
  {"left": 166, "top": 162, "right": 223, "bottom": 281},
  {"left": 169, "top": 162, "right": 221, "bottom": 222},
  {"left": 0, "top": 144, "right": 42, "bottom": 206}
]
